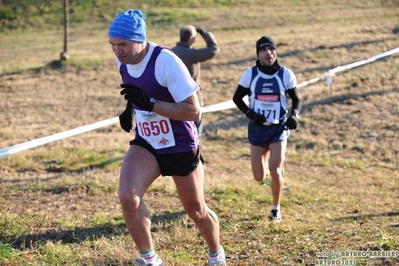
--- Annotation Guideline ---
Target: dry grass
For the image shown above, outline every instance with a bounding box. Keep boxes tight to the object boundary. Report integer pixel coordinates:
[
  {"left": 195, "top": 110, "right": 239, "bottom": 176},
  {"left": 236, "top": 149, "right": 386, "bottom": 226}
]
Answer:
[{"left": 1, "top": 0, "right": 399, "bottom": 265}]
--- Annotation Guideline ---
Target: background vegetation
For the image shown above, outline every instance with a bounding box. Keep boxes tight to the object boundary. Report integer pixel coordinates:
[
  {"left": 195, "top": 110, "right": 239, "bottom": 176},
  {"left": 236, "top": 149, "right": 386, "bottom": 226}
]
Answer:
[{"left": 0, "top": 0, "right": 398, "bottom": 265}]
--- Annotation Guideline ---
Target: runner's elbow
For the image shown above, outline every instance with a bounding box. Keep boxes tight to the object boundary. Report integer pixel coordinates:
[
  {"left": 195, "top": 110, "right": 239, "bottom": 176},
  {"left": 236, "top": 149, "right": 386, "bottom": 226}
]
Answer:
[{"left": 193, "top": 110, "right": 201, "bottom": 121}]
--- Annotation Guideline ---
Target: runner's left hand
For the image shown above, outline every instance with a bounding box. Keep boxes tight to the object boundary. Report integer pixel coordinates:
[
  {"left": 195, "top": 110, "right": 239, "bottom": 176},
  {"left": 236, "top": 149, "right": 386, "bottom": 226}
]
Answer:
[{"left": 286, "top": 112, "right": 299, "bottom": 129}]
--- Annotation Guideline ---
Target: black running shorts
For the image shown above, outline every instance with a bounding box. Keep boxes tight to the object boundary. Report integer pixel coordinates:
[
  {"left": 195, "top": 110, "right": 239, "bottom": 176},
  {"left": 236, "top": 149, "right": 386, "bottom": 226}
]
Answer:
[{"left": 130, "top": 137, "right": 204, "bottom": 176}]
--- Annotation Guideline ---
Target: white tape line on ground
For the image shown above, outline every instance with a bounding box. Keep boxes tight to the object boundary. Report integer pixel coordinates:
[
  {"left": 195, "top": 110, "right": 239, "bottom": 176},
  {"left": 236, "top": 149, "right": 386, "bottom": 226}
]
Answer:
[{"left": 1, "top": 47, "right": 398, "bottom": 158}]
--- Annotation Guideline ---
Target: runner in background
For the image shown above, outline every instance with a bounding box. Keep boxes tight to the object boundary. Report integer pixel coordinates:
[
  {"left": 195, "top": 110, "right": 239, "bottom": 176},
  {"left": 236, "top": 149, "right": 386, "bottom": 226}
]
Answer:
[{"left": 232, "top": 35, "right": 302, "bottom": 223}]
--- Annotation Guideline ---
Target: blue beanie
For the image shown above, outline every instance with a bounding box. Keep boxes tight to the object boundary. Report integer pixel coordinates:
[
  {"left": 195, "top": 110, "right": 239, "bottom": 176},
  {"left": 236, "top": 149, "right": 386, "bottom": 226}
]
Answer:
[{"left": 108, "top": 9, "right": 147, "bottom": 42}]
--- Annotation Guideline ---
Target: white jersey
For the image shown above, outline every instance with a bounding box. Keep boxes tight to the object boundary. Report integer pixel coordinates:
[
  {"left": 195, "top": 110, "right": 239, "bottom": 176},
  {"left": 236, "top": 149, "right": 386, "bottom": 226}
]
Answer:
[{"left": 238, "top": 66, "right": 297, "bottom": 123}]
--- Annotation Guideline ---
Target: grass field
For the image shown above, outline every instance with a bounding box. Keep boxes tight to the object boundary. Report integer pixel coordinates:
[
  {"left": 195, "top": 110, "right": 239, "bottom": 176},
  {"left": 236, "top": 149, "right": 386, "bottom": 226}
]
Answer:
[{"left": 0, "top": 0, "right": 398, "bottom": 265}]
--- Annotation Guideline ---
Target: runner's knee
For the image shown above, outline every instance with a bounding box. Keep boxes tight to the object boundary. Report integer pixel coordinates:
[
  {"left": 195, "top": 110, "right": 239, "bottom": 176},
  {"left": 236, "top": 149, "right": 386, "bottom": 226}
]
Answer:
[
  {"left": 185, "top": 203, "right": 206, "bottom": 221},
  {"left": 119, "top": 189, "right": 141, "bottom": 210},
  {"left": 269, "top": 167, "right": 283, "bottom": 180}
]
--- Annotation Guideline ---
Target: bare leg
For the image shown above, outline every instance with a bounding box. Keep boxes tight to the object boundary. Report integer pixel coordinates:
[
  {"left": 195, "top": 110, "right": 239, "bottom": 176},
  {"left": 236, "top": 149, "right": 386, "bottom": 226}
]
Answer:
[
  {"left": 268, "top": 140, "right": 287, "bottom": 206},
  {"left": 119, "top": 145, "right": 161, "bottom": 253},
  {"left": 250, "top": 145, "right": 270, "bottom": 182},
  {"left": 173, "top": 162, "right": 220, "bottom": 251}
]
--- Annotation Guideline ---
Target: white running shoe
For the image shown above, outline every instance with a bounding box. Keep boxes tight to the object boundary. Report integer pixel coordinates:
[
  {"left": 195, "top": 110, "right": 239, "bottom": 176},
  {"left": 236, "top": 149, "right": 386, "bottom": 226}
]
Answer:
[
  {"left": 208, "top": 246, "right": 226, "bottom": 266},
  {"left": 133, "top": 256, "right": 164, "bottom": 266},
  {"left": 270, "top": 209, "right": 282, "bottom": 223},
  {"left": 209, "top": 260, "right": 226, "bottom": 266}
]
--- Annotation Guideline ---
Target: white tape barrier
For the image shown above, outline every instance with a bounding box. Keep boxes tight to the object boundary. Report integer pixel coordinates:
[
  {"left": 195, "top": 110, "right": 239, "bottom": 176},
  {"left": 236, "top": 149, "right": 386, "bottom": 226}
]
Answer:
[
  {"left": 297, "top": 46, "right": 399, "bottom": 89},
  {"left": 201, "top": 46, "right": 399, "bottom": 113},
  {"left": 0, "top": 47, "right": 398, "bottom": 158},
  {"left": 0, "top": 117, "right": 118, "bottom": 158}
]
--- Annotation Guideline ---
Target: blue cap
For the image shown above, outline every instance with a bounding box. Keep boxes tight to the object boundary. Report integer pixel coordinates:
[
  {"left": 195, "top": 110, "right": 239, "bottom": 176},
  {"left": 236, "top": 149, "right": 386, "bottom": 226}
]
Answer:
[{"left": 108, "top": 9, "right": 147, "bottom": 42}]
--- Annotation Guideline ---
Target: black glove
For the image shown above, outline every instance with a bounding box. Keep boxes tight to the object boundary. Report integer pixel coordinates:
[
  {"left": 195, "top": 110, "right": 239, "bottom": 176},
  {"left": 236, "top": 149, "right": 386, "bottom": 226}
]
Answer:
[
  {"left": 120, "top": 84, "right": 155, "bottom": 112},
  {"left": 119, "top": 102, "right": 133, "bottom": 132},
  {"left": 196, "top": 27, "right": 204, "bottom": 35},
  {"left": 246, "top": 109, "right": 266, "bottom": 126},
  {"left": 286, "top": 111, "right": 299, "bottom": 129}
]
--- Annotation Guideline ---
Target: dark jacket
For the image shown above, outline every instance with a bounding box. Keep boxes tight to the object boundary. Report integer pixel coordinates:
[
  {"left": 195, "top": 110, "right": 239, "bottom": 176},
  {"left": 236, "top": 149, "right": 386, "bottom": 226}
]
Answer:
[{"left": 171, "top": 30, "right": 219, "bottom": 105}]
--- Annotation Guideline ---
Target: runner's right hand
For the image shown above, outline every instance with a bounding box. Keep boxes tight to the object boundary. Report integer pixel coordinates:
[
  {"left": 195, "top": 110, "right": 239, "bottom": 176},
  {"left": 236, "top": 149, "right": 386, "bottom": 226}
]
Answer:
[
  {"left": 246, "top": 109, "right": 266, "bottom": 126},
  {"left": 119, "top": 102, "right": 133, "bottom": 132}
]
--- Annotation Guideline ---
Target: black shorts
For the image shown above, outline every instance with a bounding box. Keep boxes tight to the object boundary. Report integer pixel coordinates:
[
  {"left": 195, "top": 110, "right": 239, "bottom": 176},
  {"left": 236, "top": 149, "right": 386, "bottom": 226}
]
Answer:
[{"left": 130, "top": 137, "right": 204, "bottom": 177}]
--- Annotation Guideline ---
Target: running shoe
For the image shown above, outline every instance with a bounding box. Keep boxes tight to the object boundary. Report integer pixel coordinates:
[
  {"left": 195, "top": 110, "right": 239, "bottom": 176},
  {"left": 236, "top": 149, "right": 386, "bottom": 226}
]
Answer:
[
  {"left": 208, "top": 248, "right": 226, "bottom": 266},
  {"left": 133, "top": 256, "right": 164, "bottom": 266},
  {"left": 270, "top": 209, "right": 282, "bottom": 223},
  {"left": 209, "top": 260, "right": 226, "bottom": 266}
]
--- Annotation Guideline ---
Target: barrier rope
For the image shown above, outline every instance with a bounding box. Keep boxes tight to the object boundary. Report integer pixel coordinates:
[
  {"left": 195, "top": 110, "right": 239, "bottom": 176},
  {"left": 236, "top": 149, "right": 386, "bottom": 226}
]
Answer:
[{"left": 1, "top": 47, "right": 398, "bottom": 158}]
